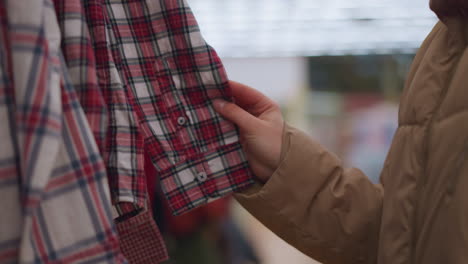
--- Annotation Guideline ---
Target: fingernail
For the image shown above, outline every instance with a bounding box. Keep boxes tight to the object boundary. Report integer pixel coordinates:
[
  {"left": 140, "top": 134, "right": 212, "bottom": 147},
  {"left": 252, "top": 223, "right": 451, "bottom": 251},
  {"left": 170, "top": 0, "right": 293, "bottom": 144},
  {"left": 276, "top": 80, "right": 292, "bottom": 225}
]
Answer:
[{"left": 213, "top": 99, "right": 226, "bottom": 109}]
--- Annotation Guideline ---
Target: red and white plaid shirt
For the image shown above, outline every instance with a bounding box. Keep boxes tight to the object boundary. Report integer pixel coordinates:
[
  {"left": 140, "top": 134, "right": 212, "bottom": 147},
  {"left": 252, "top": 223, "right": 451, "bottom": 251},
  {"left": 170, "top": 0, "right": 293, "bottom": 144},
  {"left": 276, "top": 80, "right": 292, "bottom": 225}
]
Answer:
[{"left": 1, "top": 0, "right": 253, "bottom": 263}]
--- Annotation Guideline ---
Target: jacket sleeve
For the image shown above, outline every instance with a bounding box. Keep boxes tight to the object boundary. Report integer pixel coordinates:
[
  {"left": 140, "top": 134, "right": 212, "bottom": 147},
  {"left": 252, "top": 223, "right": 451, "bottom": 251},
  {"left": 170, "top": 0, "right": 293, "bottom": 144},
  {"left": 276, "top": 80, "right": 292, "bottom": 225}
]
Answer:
[{"left": 235, "top": 123, "right": 384, "bottom": 264}]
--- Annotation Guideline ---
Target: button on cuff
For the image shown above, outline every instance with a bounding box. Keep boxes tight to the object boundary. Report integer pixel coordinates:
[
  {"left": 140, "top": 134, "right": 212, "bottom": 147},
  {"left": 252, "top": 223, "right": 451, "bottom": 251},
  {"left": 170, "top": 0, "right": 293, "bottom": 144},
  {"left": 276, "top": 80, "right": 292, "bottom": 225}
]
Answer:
[
  {"left": 177, "top": 116, "right": 187, "bottom": 126},
  {"left": 196, "top": 171, "right": 208, "bottom": 182}
]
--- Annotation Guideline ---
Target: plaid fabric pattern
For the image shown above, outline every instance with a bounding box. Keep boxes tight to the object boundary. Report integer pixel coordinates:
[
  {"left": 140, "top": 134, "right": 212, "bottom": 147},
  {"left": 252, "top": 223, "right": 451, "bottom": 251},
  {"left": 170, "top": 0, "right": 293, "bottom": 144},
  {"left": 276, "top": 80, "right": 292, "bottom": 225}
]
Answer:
[
  {"left": 53, "top": 0, "right": 168, "bottom": 262},
  {"left": 1, "top": 0, "right": 253, "bottom": 262},
  {"left": 0, "top": 0, "right": 125, "bottom": 263},
  {"left": 104, "top": 0, "right": 254, "bottom": 216},
  {"left": 52, "top": 0, "right": 254, "bottom": 217},
  {"left": 115, "top": 210, "right": 168, "bottom": 264}
]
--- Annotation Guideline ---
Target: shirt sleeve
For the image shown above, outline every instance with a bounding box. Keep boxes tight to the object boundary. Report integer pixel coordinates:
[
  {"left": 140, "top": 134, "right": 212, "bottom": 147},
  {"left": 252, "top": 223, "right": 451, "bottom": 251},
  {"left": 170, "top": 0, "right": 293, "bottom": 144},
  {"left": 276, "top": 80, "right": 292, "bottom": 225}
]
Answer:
[{"left": 104, "top": 0, "right": 254, "bottom": 215}]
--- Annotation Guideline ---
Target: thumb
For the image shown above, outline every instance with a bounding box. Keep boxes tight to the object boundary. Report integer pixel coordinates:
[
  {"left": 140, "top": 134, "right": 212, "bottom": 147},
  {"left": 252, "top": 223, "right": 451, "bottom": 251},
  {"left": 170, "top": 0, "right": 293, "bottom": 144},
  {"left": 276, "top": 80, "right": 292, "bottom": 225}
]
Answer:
[{"left": 213, "top": 100, "right": 259, "bottom": 132}]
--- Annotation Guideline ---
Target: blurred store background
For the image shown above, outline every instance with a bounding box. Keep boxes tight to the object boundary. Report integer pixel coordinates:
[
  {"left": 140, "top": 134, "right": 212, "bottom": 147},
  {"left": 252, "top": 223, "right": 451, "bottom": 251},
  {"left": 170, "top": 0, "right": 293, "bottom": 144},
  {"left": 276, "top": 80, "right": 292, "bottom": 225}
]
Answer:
[{"left": 161, "top": 0, "right": 438, "bottom": 263}]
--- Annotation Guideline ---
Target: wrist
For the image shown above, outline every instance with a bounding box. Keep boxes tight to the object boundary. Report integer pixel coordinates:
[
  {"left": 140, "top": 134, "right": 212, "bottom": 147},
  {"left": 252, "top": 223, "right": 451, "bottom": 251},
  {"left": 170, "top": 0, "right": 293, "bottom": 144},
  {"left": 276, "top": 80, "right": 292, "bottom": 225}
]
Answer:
[{"left": 259, "top": 121, "right": 289, "bottom": 183}]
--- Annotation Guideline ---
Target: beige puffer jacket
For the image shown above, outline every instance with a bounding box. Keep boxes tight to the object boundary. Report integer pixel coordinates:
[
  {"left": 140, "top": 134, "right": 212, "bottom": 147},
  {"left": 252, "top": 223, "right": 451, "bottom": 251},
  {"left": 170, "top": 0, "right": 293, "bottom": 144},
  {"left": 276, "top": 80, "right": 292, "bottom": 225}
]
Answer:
[{"left": 236, "top": 2, "right": 468, "bottom": 264}]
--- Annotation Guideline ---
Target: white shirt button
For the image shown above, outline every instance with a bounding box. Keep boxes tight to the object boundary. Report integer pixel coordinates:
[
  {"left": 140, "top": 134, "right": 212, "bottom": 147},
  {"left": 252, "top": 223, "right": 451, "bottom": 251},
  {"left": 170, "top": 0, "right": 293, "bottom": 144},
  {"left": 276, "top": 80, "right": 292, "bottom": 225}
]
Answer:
[
  {"left": 177, "top": 116, "right": 187, "bottom": 126},
  {"left": 196, "top": 172, "right": 208, "bottom": 182}
]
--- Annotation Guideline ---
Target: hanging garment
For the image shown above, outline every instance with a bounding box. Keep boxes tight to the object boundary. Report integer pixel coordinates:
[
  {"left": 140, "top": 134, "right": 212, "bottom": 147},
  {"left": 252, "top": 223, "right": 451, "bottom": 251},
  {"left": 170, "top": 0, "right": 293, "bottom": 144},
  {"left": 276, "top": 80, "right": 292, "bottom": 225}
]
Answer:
[
  {"left": 53, "top": 0, "right": 171, "bottom": 261},
  {"left": 53, "top": 0, "right": 254, "bottom": 217},
  {"left": 0, "top": 0, "right": 125, "bottom": 262},
  {"left": 53, "top": 0, "right": 254, "bottom": 262},
  {"left": 0, "top": 0, "right": 253, "bottom": 263},
  {"left": 100, "top": 0, "right": 255, "bottom": 216}
]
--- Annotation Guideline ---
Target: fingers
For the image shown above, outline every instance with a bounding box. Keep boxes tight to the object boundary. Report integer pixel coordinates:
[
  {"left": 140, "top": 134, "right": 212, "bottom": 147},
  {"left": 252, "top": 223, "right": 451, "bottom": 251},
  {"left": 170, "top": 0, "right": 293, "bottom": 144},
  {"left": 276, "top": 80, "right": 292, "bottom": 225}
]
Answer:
[
  {"left": 213, "top": 99, "right": 260, "bottom": 132},
  {"left": 228, "top": 81, "right": 277, "bottom": 116}
]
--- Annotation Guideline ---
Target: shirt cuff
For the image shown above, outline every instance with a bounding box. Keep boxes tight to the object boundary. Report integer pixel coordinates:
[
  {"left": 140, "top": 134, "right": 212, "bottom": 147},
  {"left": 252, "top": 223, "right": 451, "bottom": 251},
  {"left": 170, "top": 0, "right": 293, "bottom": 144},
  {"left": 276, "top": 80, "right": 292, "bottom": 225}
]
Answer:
[
  {"left": 115, "top": 210, "right": 169, "bottom": 264},
  {"left": 159, "top": 141, "right": 254, "bottom": 215}
]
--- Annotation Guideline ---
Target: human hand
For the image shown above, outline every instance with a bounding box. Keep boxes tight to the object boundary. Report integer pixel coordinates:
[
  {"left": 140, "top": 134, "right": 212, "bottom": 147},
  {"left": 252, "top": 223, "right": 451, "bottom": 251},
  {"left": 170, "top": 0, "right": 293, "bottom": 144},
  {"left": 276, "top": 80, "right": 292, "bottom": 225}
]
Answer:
[{"left": 213, "top": 81, "right": 284, "bottom": 183}]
